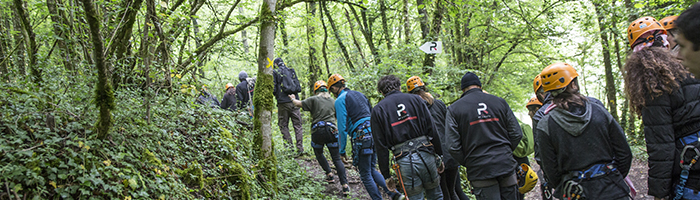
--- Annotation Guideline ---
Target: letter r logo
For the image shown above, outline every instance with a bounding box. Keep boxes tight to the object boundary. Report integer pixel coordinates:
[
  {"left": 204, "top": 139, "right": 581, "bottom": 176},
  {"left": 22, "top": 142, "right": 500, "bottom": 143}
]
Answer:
[{"left": 477, "top": 103, "right": 488, "bottom": 115}]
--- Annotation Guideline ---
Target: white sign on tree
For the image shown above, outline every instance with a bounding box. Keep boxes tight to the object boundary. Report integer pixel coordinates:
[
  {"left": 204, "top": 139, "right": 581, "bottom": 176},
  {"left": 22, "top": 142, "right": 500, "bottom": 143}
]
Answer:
[{"left": 419, "top": 41, "right": 442, "bottom": 54}]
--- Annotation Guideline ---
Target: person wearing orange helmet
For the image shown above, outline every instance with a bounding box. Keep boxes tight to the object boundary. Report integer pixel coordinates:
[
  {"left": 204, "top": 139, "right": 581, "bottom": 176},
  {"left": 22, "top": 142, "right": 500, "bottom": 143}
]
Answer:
[
  {"left": 220, "top": 83, "right": 237, "bottom": 111},
  {"left": 627, "top": 16, "right": 670, "bottom": 52},
  {"left": 405, "top": 76, "right": 469, "bottom": 200},
  {"left": 289, "top": 80, "right": 350, "bottom": 196},
  {"left": 676, "top": 2, "right": 700, "bottom": 78},
  {"left": 327, "top": 74, "right": 404, "bottom": 200},
  {"left": 660, "top": 15, "right": 680, "bottom": 54},
  {"left": 536, "top": 63, "right": 631, "bottom": 200},
  {"left": 624, "top": 17, "right": 700, "bottom": 198}
]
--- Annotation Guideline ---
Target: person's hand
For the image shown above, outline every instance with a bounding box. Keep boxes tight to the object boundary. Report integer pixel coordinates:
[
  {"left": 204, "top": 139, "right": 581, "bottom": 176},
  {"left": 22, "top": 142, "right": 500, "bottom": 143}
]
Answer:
[{"left": 288, "top": 94, "right": 296, "bottom": 100}]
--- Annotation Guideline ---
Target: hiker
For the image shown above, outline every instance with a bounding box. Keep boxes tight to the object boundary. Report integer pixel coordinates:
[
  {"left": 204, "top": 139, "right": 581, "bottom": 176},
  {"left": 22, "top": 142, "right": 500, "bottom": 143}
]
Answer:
[
  {"left": 531, "top": 69, "right": 606, "bottom": 199},
  {"left": 675, "top": 2, "right": 700, "bottom": 77},
  {"left": 406, "top": 76, "right": 469, "bottom": 200},
  {"left": 372, "top": 75, "right": 444, "bottom": 200},
  {"left": 220, "top": 83, "right": 237, "bottom": 111},
  {"left": 273, "top": 58, "right": 304, "bottom": 155},
  {"left": 328, "top": 74, "right": 404, "bottom": 200},
  {"left": 624, "top": 40, "right": 700, "bottom": 199},
  {"left": 288, "top": 80, "right": 350, "bottom": 196},
  {"left": 514, "top": 99, "right": 537, "bottom": 200},
  {"left": 537, "top": 62, "right": 632, "bottom": 200},
  {"left": 444, "top": 72, "right": 522, "bottom": 200},
  {"left": 235, "top": 71, "right": 254, "bottom": 112},
  {"left": 627, "top": 16, "right": 670, "bottom": 53},
  {"left": 660, "top": 15, "right": 680, "bottom": 55},
  {"left": 195, "top": 85, "right": 220, "bottom": 108}
]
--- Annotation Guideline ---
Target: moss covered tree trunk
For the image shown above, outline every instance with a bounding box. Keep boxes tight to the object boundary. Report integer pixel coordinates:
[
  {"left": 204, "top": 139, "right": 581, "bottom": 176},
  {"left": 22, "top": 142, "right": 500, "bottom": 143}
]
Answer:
[
  {"left": 82, "top": 0, "right": 114, "bottom": 139},
  {"left": 13, "top": 0, "right": 41, "bottom": 83},
  {"left": 254, "top": 0, "right": 278, "bottom": 193}
]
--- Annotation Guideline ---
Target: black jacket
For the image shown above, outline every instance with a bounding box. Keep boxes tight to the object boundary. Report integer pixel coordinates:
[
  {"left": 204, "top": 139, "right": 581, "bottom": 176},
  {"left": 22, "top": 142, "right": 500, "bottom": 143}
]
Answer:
[
  {"left": 444, "top": 88, "right": 522, "bottom": 181},
  {"left": 532, "top": 96, "right": 603, "bottom": 165},
  {"left": 235, "top": 81, "right": 252, "bottom": 110},
  {"left": 537, "top": 101, "right": 632, "bottom": 198},
  {"left": 427, "top": 98, "right": 459, "bottom": 169},
  {"left": 273, "top": 67, "right": 299, "bottom": 104},
  {"left": 643, "top": 77, "right": 700, "bottom": 198},
  {"left": 220, "top": 90, "right": 237, "bottom": 111},
  {"left": 371, "top": 91, "right": 443, "bottom": 178}
]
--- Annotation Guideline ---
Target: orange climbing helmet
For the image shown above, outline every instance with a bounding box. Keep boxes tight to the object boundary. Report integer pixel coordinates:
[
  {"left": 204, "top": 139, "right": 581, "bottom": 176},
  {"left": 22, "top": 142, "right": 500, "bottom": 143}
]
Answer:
[
  {"left": 660, "top": 15, "right": 678, "bottom": 31},
  {"left": 406, "top": 76, "right": 425, "bottom": 93},
  {"left": 526, "top": 97, "right": 542, "bottom": 107},
  {"left": 313, "top": 80, "right": 327, "bottom": 92},
  {"left": 225, "top": 83, "right": 234, "bottom": 90},
  {"left": 532, "top": 75, "right": 542, "bottom": 93},
  {"left": 540, "top": 62, "right": 579, "bottom": 92},
  {"left": 328, "top": 74, "right": 345, "bottom": 87},
  {"left": 627, "top": 16, "right": 667, "bottom": 48}
]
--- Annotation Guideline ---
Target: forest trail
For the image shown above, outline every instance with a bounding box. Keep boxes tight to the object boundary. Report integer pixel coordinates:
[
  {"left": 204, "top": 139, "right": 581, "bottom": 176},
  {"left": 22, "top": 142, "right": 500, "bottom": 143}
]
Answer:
[{"left": 298, "top": 156, "right": 653, "bottom": 200}]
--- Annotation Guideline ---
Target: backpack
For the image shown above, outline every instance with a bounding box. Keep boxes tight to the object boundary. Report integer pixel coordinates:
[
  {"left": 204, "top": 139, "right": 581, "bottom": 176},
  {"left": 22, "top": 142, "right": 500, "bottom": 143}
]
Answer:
[
  {"left": 277, "top": 65, "right": 302, "bottom": 94},
  {"left": 514, "top": 119, "right": 534, "bottom": 158}
]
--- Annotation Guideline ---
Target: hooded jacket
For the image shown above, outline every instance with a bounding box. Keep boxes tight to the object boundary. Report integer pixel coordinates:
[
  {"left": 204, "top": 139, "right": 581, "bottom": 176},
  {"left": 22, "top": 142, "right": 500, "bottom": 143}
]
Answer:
[
  {"left": 537, "top": 100, "right": 632, "bottom": 197},
  {"left": 235, "top": 80, "right": 253, "bottom": 110},
  {"left": 643, "top": 77, "right": 700, "bottom": 198},
  {"left": 371, "top": 90, "right": 443, "bottom": 178},
  {"left": 444, "top": 88, "right": 522, "bottom": 181}
]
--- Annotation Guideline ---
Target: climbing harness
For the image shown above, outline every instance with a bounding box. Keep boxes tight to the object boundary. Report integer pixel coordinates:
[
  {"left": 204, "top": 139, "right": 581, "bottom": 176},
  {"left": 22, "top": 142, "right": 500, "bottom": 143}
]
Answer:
[
  {"left": 311, "top": 121, "right": 338, "bottom": 145},
  {"left": 674, "top": 145, "right": 700, "bottom": 200},
  {"left": 351, "top": 121, "right": 373, "bottom": 166},
  {"left": 390, "top": 136, "right": 437, "bottom": 199},
  {"left": 560, "top": 163, "right": 619, "bottom": 200}
]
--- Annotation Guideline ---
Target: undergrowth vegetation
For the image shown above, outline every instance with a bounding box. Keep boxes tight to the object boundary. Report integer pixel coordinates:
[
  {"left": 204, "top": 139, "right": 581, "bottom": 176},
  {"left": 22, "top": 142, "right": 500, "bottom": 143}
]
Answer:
[{"left": 0, "top": 80, "right": 327, "bottom": 199}]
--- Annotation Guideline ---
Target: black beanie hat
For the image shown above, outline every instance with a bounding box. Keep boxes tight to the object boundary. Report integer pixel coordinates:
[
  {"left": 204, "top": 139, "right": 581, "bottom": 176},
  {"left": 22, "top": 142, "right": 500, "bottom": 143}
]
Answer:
[
  {"left": 274, "top": 58, "right": 285, "bottom": 67},
  {"left": 461, "top": 72, "right": 481, "bottom": 90}
]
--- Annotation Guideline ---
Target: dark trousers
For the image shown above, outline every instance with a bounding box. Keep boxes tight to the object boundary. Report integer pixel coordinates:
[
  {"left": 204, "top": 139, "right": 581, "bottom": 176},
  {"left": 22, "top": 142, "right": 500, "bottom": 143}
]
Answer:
[
  {"left": 277, "top": 102, "right": 303, "bottom": 152},
  {"left": 472, "top": 173, "right": 518, "bottom": 200},
  {"left": 312, "top": 142, "right": 348, "bottom": 184},
  {"left": 441, "top": 167, "right": 470, "bottom": 200}
]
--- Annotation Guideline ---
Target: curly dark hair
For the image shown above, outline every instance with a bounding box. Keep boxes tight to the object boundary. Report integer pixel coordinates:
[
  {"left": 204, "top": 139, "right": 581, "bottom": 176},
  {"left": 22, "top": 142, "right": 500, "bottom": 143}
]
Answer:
[
  {"left": 624, "top": 47, "right": 690, "bottom": 115},
  {"left": 377, "top": 75, "right": 401, "bottom": 95},
  {"left": 551, "top": 78, "right": 588, "bottom": 111}
]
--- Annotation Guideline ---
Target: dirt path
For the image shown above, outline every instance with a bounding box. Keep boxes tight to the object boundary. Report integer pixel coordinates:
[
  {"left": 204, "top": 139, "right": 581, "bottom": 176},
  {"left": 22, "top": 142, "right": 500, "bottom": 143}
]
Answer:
[
  {"left": 296, "top": 155, "right": 372, "bottom": 199},
  {"left": 299, "top": 155, "right": 652, "bottom": 200}
]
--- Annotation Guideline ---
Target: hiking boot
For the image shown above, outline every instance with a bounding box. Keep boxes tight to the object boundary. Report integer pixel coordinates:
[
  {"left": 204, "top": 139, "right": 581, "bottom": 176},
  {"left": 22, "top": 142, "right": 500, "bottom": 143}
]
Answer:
[
  {"left": 391, "top": 193, "right": 405, "bottom": 200},
  {"left": 342, "top": 185, "right": 350, "bottom": 197},
  {"left": 325, "top": 172, "right": 335, "bottom": 183}
]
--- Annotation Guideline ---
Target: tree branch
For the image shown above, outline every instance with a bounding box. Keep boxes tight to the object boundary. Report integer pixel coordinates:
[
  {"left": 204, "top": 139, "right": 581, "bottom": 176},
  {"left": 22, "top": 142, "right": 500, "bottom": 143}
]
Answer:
[{"left": 279, "top": 0, "right": 365, "bottom": 10}]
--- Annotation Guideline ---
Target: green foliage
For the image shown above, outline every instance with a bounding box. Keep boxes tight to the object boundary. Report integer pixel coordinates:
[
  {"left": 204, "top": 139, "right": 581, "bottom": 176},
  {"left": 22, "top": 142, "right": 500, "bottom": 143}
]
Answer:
[{"left": 0, "top": 76, "right": 327, "bottom": 199}]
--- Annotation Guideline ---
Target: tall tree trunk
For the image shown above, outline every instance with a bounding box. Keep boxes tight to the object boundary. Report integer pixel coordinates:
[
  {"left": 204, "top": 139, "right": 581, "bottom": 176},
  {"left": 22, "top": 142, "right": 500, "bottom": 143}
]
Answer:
[
  {"left": 403, "top": 0, "right": 410, "bottom": 44},
  {"left": 323, "top": 2, "right": 354, "bottom": 71},
  {"left": 344, "top": 8, "right": 368, "bottom": 68},
  {"left": 594, "top": 2, "right": 618, "bottom": 122},
  {"left": 379, "top": 0, "right": 391, "bottom": 50},
  {"left": 0, "top": 10, "right": 10, "bottom": 78},
  {"left": 82, "top": 0, "right": 114, "bottom": 139},
  {"left": 320, "top": 3, "right": 330, "bottom": 79},
  {"left": 307, "top": 2, "right": 321, "bottom": 95},
  {"left": 422, "top": 0, "right": 443, "bottom": 75},
  {"left": 240, "top": 7, "right": 249, "bottom": 54},
  {"left": 349, "top": 6, "right": 380, "bottom": 64},
  {"left": 141, "top": 0, "right": 155, "bottom": 124},
  {"left": 417, "top": 0, "right": 428, "bottom": 39},
  {"left": 46, "top": 0, "right": 76, "bottom": 71},
  {"left": 255, "top": 0, "right": 277, "bottom": 192},
  {"left": 192, "top": 17, "right": 205, "bottom": 78},
  {"left": 11, "top": 7, "right": 26, "bottom": 76},
  {"left": 13, "top": 0, "right": 41, "bottom": 83}
]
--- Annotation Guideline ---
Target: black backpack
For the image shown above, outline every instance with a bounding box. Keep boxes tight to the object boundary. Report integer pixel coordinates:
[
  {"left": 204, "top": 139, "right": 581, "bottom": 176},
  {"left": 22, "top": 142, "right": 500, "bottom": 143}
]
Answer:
[{"left": 277, "top": 65, "right": 302, "bottom": 94}]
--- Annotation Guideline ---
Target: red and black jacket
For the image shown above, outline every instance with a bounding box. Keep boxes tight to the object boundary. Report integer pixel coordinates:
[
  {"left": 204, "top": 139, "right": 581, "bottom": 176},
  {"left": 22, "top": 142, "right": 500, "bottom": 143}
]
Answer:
[{"left": 371, "top": 90, "right": 443, "bottom": 178}]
